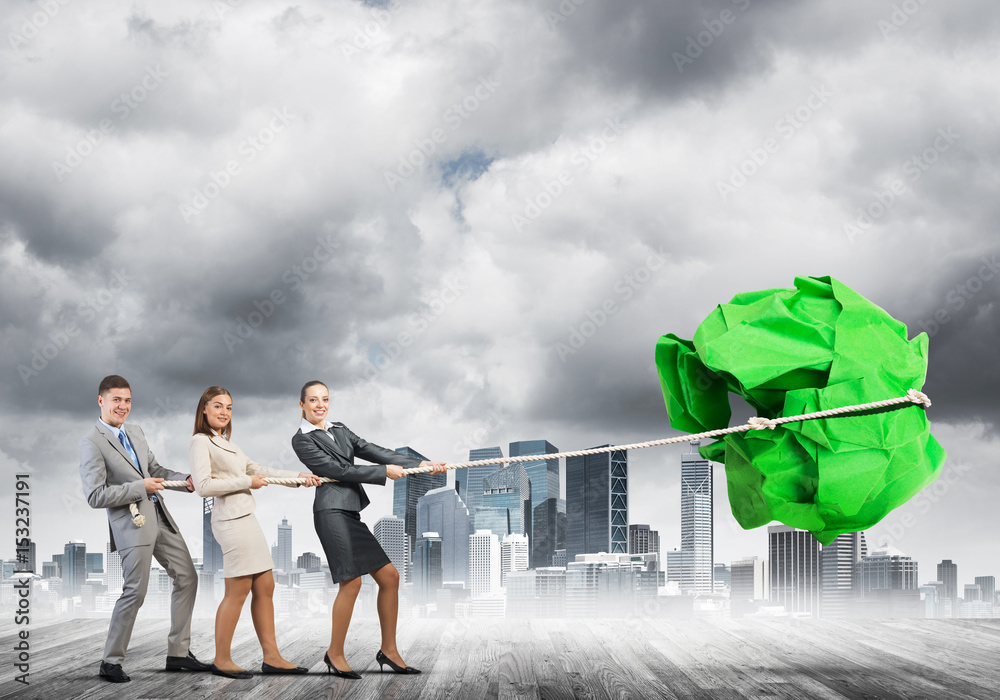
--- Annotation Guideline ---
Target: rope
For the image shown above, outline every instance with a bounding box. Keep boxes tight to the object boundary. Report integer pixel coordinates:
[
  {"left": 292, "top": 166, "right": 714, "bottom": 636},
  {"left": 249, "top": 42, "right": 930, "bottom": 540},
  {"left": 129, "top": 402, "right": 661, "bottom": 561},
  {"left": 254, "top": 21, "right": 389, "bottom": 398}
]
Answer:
[{"left": 127, "top": 389, "right": 931, "bottom": 527}]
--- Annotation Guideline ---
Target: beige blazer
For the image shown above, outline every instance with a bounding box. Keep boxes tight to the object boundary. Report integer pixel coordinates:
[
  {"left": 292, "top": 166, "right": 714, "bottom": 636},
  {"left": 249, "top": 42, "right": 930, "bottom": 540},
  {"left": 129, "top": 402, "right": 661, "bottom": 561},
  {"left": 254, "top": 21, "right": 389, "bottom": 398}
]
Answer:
[{"left": 189, "top": 433, "right": 301, "bottom": 522}]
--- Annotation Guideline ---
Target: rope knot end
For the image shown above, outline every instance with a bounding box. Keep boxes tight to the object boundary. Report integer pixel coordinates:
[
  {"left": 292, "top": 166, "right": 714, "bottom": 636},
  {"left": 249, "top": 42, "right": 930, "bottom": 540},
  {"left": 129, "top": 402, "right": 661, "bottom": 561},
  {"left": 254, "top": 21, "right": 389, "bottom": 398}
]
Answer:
[{"left": 747, "top": 416, "right": 778, "bottom": 431}]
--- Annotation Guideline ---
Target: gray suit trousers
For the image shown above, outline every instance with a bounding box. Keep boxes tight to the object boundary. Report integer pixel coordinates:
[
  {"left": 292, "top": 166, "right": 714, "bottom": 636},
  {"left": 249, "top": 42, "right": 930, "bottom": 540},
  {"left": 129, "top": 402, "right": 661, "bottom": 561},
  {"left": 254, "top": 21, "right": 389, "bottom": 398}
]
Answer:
[{"left": 104, "top": 507, "right": 198, "bottom": 664}]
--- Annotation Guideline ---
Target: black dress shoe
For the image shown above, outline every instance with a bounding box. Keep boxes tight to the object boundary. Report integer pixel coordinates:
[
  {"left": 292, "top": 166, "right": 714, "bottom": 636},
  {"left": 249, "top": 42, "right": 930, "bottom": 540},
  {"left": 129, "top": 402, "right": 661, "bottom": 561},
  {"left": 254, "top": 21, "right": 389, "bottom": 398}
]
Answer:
[
  {"left": 166, "top": 651, "right": 213, "bottom": 672},
  {"left": 99, "top": 661, "right": 130, "bottom": 683},
  {"left": 376, "top": 650, "right": 421, "bottom": 674},
  {"left": 261, "top": 661, "right": 309, "bottom": 674},
  {"left": 211, "top": 664, "right": 253, "bottom": 679},
  {"left": 323, "top": 652, "right": 361, "bottom": 679}
]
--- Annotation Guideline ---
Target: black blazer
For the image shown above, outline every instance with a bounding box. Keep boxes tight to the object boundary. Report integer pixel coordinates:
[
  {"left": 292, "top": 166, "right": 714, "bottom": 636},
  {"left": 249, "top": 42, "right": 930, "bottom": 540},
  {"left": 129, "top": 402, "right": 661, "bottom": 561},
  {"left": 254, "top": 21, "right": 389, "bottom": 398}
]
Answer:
[{"left": 291, "top": 422, "right": 422, "bottom": 511}]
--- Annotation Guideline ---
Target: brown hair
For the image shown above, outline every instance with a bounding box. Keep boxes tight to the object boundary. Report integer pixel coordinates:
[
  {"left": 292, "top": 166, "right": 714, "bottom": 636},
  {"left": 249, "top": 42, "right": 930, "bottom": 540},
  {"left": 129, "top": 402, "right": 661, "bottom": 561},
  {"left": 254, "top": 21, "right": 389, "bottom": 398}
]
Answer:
[
  {"left": 300, "top": 380, "right": 328, "bottom": 419},
  {"left": 99, "top": 375, "right": 130, "bottom": 396},
  {"left": 194, "top": 386, "right": 233, "bottom": 439}
]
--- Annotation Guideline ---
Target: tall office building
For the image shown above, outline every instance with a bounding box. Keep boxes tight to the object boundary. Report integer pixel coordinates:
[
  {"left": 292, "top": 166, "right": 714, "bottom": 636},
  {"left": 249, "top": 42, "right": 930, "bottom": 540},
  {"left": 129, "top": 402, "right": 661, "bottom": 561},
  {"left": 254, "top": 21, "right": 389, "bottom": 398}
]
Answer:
[
  {"left": 416, "top": 486, "right": 470, "bottom": 585},
  {"left": 469, "top": 530, "right": 501, "bottom": 598},
  {"left": 86, "top": 552, "right": 103, "bottom": 575},
  {"left": 680, "top": 442, "right": 712, "bottom": 593},
  {"left": 964, "top": 584, "right": 981, "bottom": 602},
  {"left": 481, "top": 464, "right": 531, "bottom": 536},
  {"left": 975, "top": 576, "right": 996, "bottom": 606},
  {"left": 374, "top": 516, "right": 407, "bottom": 582},
  {"left": 473, "top": 506, "right": 512, "bottom": 540},
  {"left": 566, "top": 446, "right": 628, "bottom": 559},
  {"left": 297, "top": 552, "right": 321, "bottom": 570},
  {"left": 203, "top": 498, "right": 224, "bottom": 573},
  {"left": 858, "top": 550, "right": 918, "bottom": 595},
  {"left": 937, "top": 560, "right": 958, "bottom": 608},
  {"left": 274, "top": 518, "right": 293, "bottom": 572},
  {"left": 106, "top": 543, "right": 123, "bottom": 593},
  {"left": 532, "top": 497, "right": 566, "bottom": 568},
  {"left": 500, "top": 533, "right": 530, "bottom": 586},
  {"left": 769, "top": 526, "right": 821, "bottom": 617},
  {"left": 821, "top": 532, "right": 867, "bottom": 617},
  {"left": 629, "top": 525, "right": 661, "bottom": 560},
  {"left": 460, "top": 447, "right": 505, "bottom": 532},
  {"left": 414, "top": 533, "right": 443, "bottom": 603},
  {"left": 731, "top": 557, "right": 769, "bottom": 617},
  {"left": 510, "top": 440, "right": 563, "bottom": 567},
  {"left": 393, "top": 446, "right": 445, "bottom": 553},
  {"left": 63, "top": 541, "right": 87, "bottom": 597}
]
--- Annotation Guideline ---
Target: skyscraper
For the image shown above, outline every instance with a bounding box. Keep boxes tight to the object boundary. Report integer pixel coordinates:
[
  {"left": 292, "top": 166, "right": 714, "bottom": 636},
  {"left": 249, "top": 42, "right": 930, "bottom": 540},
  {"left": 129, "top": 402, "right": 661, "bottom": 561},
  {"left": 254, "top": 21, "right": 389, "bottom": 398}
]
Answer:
[
  {"left": 203, "top": 497, "right": 224, "bottom": 573},
  {"left": 374, "top": 516, "right": 407, "bottom": 582},
  {"left": 858, "top": 549, "right": 918, "bottom": 595},
  {"left": 416, "top": 486, "right": 470, "bottom": 585},
  {"left": 414, "top": 533, "right": 443, "bottom": 603},
  {"left": 16, "top": 539, "right": 36, "bottom": 574},
  {"left": 731, "top": 557, "right": 769, "bottom": 617},
  {"left": 469, "top": 530, "right": 501, "bottom": 598},
  {"left": 628, "top": 524, "right": 661, "bottom": 560},
  {"left": 975, "top": 576, "right": 996, "bottom": 607},
  {"left": 275, "top": 518, "right": 293, "bottom": 572},
  {"left": 680, "top": 441, "right": 712, "bottom": 593},
  {"left": 392, "top": 446, "right": 445, "bottom": 552},
  {"left": 769, "top": 525, "right": 821, "bottom": 617},
  {"left": 481, "top": 463, "right": 531, "bottom": 536},
  {"left": 566, "top": 446, "right": 628, "bottom": 559},
  {"left": 297, "top": 552, "right": 321, "bottom": 570},
  {"left": 821, "top": 531, "right": 867, "bottom": 617},
  {"left": 500, "top": 533, "right": 529, "bottom": 586},
  {"left": 86, "top": 552, "right": 103, "bottom": 575},
  {"left": 461, "top": 446, "right": 505, "bottom": 532},
  {"left": 510, "top": 440, "right": 563, "bottom": 567},
  {"left": 937, "top": 560, "right": 958, "bottom": 609},
  {"left": 63, "top": 541, "right": 87, "bottom": 597},
  {"left": 106, "top": 543, "right": 123, "bottom": 593}
]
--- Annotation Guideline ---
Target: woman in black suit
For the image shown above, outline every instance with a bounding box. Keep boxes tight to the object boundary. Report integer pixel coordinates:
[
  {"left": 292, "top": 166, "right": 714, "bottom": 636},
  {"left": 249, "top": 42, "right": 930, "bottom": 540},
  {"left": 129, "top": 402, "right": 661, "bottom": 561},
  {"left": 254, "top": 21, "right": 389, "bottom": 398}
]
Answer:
[{"left": 291, "top": 380, "right": 446, "bottom": 678}]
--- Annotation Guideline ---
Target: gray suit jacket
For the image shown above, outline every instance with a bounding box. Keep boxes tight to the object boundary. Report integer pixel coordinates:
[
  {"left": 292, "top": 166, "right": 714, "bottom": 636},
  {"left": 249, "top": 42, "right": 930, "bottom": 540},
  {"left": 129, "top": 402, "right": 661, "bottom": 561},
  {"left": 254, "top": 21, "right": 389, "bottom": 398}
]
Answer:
[
  {"left": 79, "top": 420, "right": 189, "bottom": 552},
  {"left": 291, "top": 422, "right": 421, "bottom": 512}
]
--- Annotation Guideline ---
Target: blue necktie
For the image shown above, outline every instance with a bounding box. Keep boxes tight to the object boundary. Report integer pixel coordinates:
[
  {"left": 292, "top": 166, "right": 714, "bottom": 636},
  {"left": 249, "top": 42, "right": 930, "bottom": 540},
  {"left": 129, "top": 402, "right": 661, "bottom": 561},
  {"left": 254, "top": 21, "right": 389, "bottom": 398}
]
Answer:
[{"left": 118, "top": 429, "right": 157, "bottom": 503}]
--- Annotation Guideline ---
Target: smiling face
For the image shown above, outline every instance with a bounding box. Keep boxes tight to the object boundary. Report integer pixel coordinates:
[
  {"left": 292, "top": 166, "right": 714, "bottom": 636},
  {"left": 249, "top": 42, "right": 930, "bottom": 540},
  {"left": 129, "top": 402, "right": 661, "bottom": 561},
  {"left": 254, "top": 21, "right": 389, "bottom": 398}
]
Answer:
[
  {"left": 98, "top": 387, "right": 131, "bottom": 428},
  {"left": 203, "top": 394, "right": 233, "bottom": 433},
  {"left": 300, "top": 384, "right": 330, "bottom": 427}
]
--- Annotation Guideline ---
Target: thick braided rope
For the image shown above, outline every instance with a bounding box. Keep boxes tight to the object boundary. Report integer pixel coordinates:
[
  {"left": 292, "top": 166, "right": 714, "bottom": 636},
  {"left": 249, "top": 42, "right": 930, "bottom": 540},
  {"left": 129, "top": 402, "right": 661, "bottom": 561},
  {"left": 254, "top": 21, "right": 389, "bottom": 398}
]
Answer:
[{"left": 130, "top": 389, "right": 930, "bottom": 526}]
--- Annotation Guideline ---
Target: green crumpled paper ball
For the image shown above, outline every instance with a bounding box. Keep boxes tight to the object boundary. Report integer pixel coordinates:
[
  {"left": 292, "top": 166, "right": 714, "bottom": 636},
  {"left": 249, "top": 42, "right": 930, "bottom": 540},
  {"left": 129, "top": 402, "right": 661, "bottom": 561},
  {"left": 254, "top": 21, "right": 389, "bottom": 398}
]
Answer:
[{"left": 655, "top": 275, "right": 946, "bottom": 545}]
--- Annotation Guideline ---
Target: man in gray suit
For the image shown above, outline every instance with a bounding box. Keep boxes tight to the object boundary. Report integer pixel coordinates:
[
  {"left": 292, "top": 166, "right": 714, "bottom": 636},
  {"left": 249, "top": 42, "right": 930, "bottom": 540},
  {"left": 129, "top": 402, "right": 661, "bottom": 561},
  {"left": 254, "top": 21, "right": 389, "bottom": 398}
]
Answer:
[{"left": 78, "top": 375, "right": 211, "bottom": 683}]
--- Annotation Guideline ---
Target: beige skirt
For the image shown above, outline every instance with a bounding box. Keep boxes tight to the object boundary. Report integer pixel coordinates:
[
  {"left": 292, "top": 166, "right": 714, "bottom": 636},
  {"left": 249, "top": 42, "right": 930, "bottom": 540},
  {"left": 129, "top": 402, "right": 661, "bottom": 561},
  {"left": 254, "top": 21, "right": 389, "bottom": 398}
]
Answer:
[{"left": 212, "top": 513, "right": 274, "bottom": 578}]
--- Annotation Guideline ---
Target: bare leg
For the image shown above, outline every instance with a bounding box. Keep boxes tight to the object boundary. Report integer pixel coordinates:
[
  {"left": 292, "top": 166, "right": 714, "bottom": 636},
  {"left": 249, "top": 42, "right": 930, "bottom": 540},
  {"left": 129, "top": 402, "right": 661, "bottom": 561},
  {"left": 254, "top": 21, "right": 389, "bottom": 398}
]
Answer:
[
  {"left": 370, "top": 563, "right": 407, "bottom": 667},
  {"left": 248, "top": 570, "right": 296, "bottom": 668},
  {"left": 328, "top": 577, "right": 362, "bottom": 671},
  {"left": 215, "top": 576, "right": 252, "bottom": 672}
]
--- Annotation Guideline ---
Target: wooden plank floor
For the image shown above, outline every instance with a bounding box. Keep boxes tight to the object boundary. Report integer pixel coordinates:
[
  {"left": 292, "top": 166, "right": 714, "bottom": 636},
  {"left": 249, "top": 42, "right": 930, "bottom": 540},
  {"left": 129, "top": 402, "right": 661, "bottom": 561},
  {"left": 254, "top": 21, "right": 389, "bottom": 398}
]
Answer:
[{"left": 3, "top": 615, "right": 1000, "bottom": 700}]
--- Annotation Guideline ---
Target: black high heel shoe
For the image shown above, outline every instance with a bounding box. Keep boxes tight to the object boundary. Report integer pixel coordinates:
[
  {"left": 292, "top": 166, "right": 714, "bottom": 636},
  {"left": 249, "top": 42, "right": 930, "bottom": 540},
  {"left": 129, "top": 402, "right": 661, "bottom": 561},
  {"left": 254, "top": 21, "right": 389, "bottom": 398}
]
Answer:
[
  {"left": 323, "top": 652, "right": 361, "bottom": 680},
  {"left": 376, "top": 650, "right": 421, "bottom": 674}
]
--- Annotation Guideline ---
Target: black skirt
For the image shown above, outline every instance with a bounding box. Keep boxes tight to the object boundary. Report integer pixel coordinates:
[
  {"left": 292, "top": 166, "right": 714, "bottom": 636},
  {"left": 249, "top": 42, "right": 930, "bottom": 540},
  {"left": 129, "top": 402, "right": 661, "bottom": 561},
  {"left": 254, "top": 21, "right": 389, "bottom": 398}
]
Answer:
[{"left": 314, "top": 508, "right": 391, "bottom": 583}]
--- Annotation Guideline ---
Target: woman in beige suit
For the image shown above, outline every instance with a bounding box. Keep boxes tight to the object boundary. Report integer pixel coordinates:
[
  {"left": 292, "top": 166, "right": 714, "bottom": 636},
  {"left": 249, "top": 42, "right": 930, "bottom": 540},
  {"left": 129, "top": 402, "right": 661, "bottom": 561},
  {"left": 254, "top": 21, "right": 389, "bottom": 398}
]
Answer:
[{"left": 189, "top": 386, "right": 322, "bottom": 678}]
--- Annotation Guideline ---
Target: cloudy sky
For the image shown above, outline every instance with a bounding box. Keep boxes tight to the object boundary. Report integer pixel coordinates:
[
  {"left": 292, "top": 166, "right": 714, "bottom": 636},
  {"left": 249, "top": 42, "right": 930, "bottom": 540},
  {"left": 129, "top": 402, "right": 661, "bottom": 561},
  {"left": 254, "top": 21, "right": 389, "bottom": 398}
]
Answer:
[{"left": 2, "top": 0, "right": 998, "bottom": 593}]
